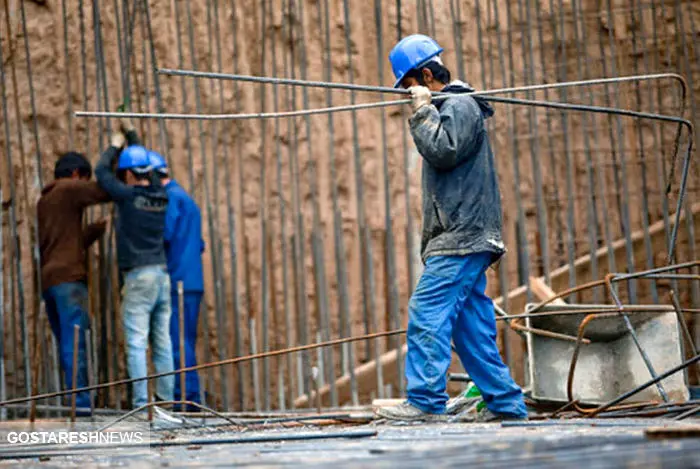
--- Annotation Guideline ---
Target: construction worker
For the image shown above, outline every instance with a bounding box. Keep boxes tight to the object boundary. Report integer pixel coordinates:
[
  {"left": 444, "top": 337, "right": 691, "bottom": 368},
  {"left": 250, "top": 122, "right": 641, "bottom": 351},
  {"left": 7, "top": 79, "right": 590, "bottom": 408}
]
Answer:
[
  {"left": 377, "top": 34, "right": 527, "bottom": 422},
  {"left": 95, "top": 120, "right": 174, "bottom": 410},
  {"left": 38, "top": 152, "right": 110, "bottom": 414},
  {"left": 148, "top": 151, "right": 205, "bottom": 410}
]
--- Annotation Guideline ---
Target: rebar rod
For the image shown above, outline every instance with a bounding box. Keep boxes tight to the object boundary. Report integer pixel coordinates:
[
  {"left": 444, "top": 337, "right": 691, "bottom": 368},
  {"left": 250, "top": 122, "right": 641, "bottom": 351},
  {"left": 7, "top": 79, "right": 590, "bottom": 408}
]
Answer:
[
  {"left": 258, "top": 0, "right": 270, "bottom": 412},
  {"left": 228, "top": 0, "right": 247, "bottom": 410},
  {"left": 374, "top": 0, "right": 402, "bottom": 398},
  {"left": 0, "top": 184, "right": 4, "bottom": 420},
  {"left": 2, "top": 0, "right": 31, "bottom": 401},
  {"left": 272, "top": 0, "right": 293, "bottom": 410},
  {"left": 295, "top": 0, "right": 336, "bottom": 408},
  {"left": 157, "top": 70, "right": 687, "bottom": 100},
  {"left": 341, "top": 0, "right": 383, "bottom": 399},
  {"left": 570, "top": 0, "right": 605, "bottom": 304},
  {"left": 629, "top": 0, "right": 659, "bottom": 304},
  {"left": 321, "top": 0, "right": 357, "bottom": 406}
]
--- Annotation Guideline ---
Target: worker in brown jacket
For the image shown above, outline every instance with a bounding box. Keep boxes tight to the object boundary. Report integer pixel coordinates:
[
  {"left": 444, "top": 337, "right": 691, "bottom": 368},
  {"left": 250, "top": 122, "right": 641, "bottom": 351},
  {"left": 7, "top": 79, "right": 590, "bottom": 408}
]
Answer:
[{"left": 37, "top": 152, "right": 110, "bottom": 414}]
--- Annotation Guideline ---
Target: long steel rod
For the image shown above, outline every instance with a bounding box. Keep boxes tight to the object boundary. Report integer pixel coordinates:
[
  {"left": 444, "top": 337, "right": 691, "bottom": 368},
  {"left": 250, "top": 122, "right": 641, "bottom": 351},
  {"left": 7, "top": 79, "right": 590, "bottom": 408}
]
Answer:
[
  {"left": 158, "top": 70, "right": 687, "bottom": 101},
  {"left": 320, "top": 0, "right": 357, "bottom": 406},
  {"left": 342, "top": 0, "right": 383, "bottom": 398},
  {"left": 374, "top": 0, "right": 400, "bottom": 398},
  {"left": 295, "top": 0, "right": 336, "bottom": 408},
  {"left": 271, "top": 0, "right": 293, "bottom": 410},
  {"left": 2, "top": 0, "right": 31, "bottom": 401}
]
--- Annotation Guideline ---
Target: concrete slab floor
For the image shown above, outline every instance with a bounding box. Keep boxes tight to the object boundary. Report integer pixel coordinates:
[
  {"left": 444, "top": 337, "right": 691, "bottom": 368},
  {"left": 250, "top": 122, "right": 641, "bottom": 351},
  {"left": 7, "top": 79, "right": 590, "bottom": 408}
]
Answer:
[{"left": 0, "top": 418, "right": 699, "bottom": 468}]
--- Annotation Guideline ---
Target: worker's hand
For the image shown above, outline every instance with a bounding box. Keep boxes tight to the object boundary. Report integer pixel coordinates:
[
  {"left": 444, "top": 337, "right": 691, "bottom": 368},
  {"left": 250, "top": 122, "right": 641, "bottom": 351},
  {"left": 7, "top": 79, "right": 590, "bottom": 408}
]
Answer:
[
  {"left": 110, "top": 131, "right": 126, "bottom": 149},
  {"left": 119, "top": 117, "right": 135, "bottom": 133},
  {"left": 408, "top": 86, "right": 432, "bottom": 113}
]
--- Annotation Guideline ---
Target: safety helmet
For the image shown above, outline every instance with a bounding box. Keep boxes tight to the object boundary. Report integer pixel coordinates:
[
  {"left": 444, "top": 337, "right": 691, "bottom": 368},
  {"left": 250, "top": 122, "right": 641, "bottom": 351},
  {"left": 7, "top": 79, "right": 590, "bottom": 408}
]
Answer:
[
  {"left": 117, "top": 145, "right": 151, "bottom": 174},
  {"left": 148, "top": 150, "right": 168, "bottom": 176},
  {"left": 389, "top": 34, "right": 444, "bottom": 88}
]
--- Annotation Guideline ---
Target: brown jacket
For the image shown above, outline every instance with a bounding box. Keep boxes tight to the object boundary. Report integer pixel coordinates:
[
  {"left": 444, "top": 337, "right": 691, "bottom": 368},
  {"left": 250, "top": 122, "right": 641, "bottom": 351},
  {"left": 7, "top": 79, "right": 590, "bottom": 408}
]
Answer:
[{"left": 38, "top": 179, "right": 110, "bottom": 291}]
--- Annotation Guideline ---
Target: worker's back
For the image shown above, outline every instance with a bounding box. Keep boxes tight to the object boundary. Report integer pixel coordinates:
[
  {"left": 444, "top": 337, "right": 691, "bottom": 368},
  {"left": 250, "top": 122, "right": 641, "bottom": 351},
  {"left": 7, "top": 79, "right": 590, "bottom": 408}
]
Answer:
[
  {"left": 95, "top": 142, "right": 168, "bottom": 272},
  {"left": 163, "top": 180, "right": 204, "bottom": 292},
  {"left": 37, "top": 179, "right": 109, "bottom": 290}
]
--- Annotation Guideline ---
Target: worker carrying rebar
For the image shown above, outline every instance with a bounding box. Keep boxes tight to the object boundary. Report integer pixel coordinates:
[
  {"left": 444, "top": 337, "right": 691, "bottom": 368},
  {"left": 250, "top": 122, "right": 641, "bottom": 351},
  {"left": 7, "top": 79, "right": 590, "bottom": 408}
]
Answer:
[
  {"left": 38, "top": 153, "right": 110, "bottom": 415},
  {"left": 95, "top": 119, "right": 174, "bottom": 410},
  {"left": 376, "top": 34, "right": 527, "bottom": 422},
  {"left": 148, "top": 151, "right": 205, "bottom": 410}
]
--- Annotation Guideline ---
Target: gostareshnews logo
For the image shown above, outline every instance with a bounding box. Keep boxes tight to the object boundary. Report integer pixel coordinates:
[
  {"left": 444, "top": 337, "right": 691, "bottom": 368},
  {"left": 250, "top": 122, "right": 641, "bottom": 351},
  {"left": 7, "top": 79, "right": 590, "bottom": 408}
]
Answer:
[{"left": 0, "top": 421, "right": 152, "bottom": 457}]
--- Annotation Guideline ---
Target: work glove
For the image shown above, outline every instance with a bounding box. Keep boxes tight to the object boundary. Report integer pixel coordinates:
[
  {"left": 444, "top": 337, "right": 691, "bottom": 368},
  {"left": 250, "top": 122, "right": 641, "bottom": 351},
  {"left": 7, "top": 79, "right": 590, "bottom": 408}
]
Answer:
[
  {"left": 119, "top": 117, "right": 136, "bottom": 133},
  {"left": 110, "top": 131, "right": 126, "bottom": 149},
  {"left": 408, "top": 86, "right": 432, "bottom": 113}
]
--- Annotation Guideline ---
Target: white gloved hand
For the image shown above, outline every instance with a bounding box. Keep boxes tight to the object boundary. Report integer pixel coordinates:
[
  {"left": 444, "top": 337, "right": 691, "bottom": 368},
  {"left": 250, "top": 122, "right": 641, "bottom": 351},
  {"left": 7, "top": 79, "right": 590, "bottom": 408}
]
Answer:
[
  {"left": 408, "top": 86, "right": 432, "bottom": 113},
  {"left": 110, "top": 131, "right": 126, "bottom": 149}
]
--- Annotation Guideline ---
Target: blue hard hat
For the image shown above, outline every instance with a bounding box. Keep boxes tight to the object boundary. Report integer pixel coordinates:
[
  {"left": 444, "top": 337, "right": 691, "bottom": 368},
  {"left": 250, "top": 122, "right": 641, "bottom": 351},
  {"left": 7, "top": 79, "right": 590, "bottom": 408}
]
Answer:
[
  {"left": 148, "top": 150, "right": 168, "bottom": 174},
  {"left": 118, "top": 145, "right": 151, "bottom": 173},
  {"left": 389, "top": 34, "right": 444, "bottom": 88}
]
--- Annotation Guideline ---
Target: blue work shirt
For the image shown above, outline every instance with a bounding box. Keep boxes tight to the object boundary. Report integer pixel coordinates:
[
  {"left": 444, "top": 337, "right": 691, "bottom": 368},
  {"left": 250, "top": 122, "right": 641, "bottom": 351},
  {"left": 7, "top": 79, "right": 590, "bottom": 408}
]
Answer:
[{"left": 164, "top": 180, "right": 205, "bottom": 293}]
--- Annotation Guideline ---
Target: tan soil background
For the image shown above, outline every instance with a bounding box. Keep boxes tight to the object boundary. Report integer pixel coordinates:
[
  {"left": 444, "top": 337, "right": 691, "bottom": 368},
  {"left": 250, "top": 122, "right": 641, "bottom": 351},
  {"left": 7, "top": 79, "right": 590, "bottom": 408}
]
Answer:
[{"left": 1, "top": 0, "right": 698, "bottom": 409}]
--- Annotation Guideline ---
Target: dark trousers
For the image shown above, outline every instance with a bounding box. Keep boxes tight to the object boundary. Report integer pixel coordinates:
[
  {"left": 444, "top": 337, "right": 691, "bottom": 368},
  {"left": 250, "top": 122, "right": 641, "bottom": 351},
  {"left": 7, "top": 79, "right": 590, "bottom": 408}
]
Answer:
[
  {"left": 43, "top": 282, "right": 91, "bottom": 411},
  {"left": 169, "top": 291, "right": 202, "bottom": 406}
]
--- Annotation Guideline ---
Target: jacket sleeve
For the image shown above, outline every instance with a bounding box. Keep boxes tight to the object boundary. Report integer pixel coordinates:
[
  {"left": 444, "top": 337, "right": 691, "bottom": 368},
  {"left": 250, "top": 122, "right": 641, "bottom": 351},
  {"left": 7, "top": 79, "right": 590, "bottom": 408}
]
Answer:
[
  {"left": 95, "top": 145, "right": 134, "bottom": 201},
  {"left": 82, "top": 221, "right": 107, "bottom": 248},
  {"left": 408, "top": 96, "right": 484, "bottom": 171},
  {"left": 73, "top": 181, "right": 111, "bottom": 208}
]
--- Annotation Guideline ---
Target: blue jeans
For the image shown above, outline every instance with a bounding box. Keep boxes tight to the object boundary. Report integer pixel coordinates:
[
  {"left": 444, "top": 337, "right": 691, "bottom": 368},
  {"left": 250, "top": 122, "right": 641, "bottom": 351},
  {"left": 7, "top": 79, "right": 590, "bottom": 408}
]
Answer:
[
  {"left": 121, "top": 265, "right": 174, "bottom": 408},
  {"left": 169, "top": 291, "right": 202, "bottom": 406},
  {"left": 42, "top": 282, "right": 91, "bottom": 411},
  {"left": 406, "top": 253, "right": 527, "bottom": 417}
]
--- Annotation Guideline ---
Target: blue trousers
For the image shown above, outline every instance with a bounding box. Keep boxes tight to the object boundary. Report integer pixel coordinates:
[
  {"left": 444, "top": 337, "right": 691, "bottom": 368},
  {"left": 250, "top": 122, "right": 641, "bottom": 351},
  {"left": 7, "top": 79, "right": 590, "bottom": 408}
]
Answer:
[
  {"left": 42, "top": 282, "right": 91, "bottom": 410},
  {"left": 121, "top": 265, "right": 174, "bottom": 409},
  {"left": 169, "top": 291, "right": 202, "bottom": 405},
  {"left": 406, "top": 253, "right": 527, "bottom": 417}
]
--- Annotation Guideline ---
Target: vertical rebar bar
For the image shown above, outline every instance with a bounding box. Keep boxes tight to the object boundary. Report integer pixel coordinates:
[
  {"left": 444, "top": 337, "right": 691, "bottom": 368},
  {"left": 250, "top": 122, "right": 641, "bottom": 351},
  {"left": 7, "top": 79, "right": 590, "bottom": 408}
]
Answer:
[
  {"left": 375, "top": 0, "right": 402, "bottom": 398},
  {"left": 0, "top": 184, "right": 4, "bottom": 420},
  {"left": 295, "top": 0, "right": 336, "bottom": 408},
  {"left": 519, "top": 0, "right": 550, "bottom": 283},
  {"left": 273, "top": 0, "right": 294, "bottom": 408},
  {"left": 0, "top": 0, "right": 31, "bottom": 399},
  {"left": 183, "top": 0, "right": 221, "bottom": 405},
  {"left": 258, "top": 0, "right": 271, "bottom": 411},
  {"left": 629, "top": 0, "right": 659, "bottom": 303},
  {"left": 341, "top": 0, "right": 383, "bottom": 399},
  {"left": 572, "top": 0, "right": 617, "bottom": 293},
  {"left": 61, "top": 0, "right": 74, "bottom": 148},
  {"left": 70, "top": 325, "right": 80, "bottom": 422},
  {"left": 286, "top": 0, "right": 311, "bottom": 398},
  {"left": 504, "top": 0, "right": 532, "bottom": 304},
  {"left": 318, "top": 0, "right": 357, "bottom": 406},
  {"left": 227, "top": 0, "right": 247, "bottom": 410}
]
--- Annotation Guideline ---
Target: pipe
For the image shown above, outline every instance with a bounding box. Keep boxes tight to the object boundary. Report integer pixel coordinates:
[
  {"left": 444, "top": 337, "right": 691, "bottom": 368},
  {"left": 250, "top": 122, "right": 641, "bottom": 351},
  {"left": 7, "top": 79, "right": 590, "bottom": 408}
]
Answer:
[{"left": 157, "top": 70, "right": 687, "bottom": 102}]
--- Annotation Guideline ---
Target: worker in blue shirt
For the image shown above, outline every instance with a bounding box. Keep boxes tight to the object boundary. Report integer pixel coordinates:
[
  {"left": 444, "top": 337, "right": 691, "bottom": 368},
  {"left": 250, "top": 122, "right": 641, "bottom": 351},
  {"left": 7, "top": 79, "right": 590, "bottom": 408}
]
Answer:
[
  {"left": 148, "top": 151, "right": 205, "bottom": 409},
  {"left": 376, "top": 35, "right": 527, "bottom": 423}
]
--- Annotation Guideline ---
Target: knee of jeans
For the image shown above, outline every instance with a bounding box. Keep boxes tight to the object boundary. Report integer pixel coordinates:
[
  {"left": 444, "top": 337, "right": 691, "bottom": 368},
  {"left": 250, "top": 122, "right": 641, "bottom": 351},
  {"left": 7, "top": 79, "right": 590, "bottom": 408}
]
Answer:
[{"left": 126, "top": 332, "right": 148, "bottom": 351}]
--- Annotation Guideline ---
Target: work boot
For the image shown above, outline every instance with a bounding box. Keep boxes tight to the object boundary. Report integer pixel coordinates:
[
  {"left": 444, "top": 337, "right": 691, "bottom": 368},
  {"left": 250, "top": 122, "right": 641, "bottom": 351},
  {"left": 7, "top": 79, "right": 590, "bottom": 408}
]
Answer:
[
  {"left": 452, "top": 406, "right": 528, "bottom": 423},
  {"left": 375, "top": 401, "right": 447, "bottom": 422}
]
